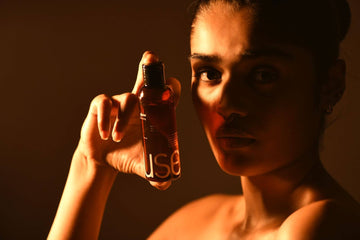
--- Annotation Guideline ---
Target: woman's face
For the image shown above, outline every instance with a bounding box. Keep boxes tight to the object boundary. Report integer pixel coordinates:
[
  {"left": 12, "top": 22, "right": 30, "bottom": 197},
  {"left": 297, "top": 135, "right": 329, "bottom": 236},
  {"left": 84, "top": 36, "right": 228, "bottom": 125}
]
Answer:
[{"left": 190, "top": 2, "right": 323, "bottom": 176}]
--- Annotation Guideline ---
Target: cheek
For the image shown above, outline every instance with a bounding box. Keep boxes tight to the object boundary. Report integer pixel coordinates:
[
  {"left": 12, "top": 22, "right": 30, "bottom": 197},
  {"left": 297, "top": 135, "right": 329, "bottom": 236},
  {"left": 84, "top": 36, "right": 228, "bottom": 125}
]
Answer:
[
  {"left": 191, "top": 80, "right": 203, "bottom": 116},
  {"left": 261, "top": 83, "right": 322, "bottom": 158},
  {"left": 192, "top": 80, "right": 213, "bottom": 119},
  {"left": 191, "top": 82, "right": 223, "bottom": 134}
]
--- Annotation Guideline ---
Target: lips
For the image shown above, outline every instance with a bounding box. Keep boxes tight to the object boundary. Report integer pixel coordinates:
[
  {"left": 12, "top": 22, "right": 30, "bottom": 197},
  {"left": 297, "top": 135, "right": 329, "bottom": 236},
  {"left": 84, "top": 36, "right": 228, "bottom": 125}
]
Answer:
[
  {"left": 215, "top": 126, "right": 256, "bottom": 149},
  {"left": 216, "top": 136, "right": 255, "bottom": 149}
]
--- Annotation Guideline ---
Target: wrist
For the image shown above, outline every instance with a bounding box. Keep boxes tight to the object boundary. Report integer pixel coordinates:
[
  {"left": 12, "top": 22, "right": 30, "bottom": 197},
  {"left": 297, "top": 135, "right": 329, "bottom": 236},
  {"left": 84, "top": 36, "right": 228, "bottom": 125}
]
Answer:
[
  {"left": 72, "top": 148, "right": 118, "bottom": 187},
  {"left": 49, "top": 148, "right": 117, "bottom": 240}
]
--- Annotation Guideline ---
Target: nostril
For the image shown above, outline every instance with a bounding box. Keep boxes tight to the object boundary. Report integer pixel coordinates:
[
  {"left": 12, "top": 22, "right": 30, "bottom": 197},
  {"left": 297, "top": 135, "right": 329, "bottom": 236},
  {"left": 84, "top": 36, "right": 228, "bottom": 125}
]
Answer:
[
  {"left": 216, "top": 82, "right": 249, "bottom": 119},
  {"left": 216, "top": 97, "right": 249, "bottom": 120},
  {"left": 227, "top": 113, "right": 237, "bottom": 122}
]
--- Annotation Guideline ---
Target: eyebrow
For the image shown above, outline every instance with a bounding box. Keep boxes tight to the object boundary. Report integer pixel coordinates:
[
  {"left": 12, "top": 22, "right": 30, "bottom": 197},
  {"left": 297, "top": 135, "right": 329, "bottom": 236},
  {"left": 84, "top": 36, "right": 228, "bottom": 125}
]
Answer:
[
  {"left": 189, "top": 48, "right": 293, "bottom": 62},
  {"left": 189, "top": 53, "right": 221, "bottom": 63}
]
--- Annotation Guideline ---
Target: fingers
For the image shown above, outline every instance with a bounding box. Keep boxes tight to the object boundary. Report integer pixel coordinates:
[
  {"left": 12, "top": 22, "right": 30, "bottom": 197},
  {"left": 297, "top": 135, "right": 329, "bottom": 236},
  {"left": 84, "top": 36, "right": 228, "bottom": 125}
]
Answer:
[
  {"left": 166, "top": 77, "right": 181, "bottom": 106},
  {"left": 149, "top": 180, "right": 172, "bottom": 191},
  {"left": 133, "top": 163, "right": 172, "bottom": 190},
  {"left": 89, "top": 94, "right": 116, "bottom": 140},
  {"left": 111, "top": 93, "right": 138, "bottom": 142},
  {"left": 132, "top": 51, "right": 182, "bottom": 107},
  {"left": 132, "top": 51, "right": 159, "bottom": 95},
  {"left": 89, "top": 93, "right": 138, "bottom": 142}
]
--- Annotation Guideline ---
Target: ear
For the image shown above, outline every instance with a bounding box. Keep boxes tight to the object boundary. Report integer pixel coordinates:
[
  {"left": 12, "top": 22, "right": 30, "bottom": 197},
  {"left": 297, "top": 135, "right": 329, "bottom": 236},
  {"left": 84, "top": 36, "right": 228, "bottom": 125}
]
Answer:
[{"left": 319, "top": 59, "right": 346, "bottom": 113}]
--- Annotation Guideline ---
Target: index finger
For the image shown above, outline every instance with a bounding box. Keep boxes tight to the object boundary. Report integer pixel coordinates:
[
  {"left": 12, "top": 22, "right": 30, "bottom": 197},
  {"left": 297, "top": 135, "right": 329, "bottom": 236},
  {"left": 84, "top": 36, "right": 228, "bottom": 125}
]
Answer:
[{"left": 132, "top": 51, "right": 160, "bottom": 95}]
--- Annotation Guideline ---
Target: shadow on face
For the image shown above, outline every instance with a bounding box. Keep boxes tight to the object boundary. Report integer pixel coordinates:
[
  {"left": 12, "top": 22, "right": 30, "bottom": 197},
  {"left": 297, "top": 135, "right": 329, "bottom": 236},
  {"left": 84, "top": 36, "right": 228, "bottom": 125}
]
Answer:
[{"left": 189, "top": 1, "right": 345, "bottom": 176}]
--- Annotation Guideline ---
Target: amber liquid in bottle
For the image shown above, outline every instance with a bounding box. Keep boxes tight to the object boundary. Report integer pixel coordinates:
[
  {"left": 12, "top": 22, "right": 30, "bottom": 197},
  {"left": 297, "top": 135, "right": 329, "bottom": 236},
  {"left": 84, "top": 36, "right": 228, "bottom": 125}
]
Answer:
[{"left": 138, "top": 62, "right": 180, "bottom": 182}]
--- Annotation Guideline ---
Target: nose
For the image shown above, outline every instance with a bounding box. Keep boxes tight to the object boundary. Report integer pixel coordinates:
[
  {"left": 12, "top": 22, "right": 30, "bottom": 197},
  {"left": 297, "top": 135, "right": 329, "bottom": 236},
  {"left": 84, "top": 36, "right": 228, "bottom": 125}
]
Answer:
[{"left": 216, "top": 75, "right": 249, "bottom": 119}]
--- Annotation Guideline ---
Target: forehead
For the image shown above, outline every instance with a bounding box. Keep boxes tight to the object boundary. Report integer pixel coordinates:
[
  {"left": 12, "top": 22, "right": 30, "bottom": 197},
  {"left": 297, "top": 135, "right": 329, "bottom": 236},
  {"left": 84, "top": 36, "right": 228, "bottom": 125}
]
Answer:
[
  {"left": 190, "top": 2, "right": 316, "bottom": 75},
  {"left": 191, "top": 2, "right": 256, "bottom": 58}
]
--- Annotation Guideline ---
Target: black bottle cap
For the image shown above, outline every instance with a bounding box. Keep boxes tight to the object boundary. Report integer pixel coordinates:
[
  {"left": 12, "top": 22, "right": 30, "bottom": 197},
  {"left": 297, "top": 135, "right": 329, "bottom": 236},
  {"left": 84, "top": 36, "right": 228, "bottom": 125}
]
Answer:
[{"left": 142, "top": 62, "right": 165, "bottom": 87}]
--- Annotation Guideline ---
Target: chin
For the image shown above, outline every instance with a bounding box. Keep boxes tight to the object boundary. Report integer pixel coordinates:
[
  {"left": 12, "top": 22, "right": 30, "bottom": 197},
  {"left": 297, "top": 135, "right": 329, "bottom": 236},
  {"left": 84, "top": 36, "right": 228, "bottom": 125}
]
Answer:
[
  {"left": 214, "top": 150, "right": 281, "bottom": 177},
  {"left": 214, "top": 152, "right": 255, "bottom": 176}
]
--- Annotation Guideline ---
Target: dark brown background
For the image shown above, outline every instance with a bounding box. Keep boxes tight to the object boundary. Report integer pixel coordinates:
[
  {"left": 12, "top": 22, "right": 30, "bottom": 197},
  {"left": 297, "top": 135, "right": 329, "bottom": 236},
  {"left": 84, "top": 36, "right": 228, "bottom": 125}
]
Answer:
[{"left": 0, "top": 1, "right": 359, "bottom": 239}]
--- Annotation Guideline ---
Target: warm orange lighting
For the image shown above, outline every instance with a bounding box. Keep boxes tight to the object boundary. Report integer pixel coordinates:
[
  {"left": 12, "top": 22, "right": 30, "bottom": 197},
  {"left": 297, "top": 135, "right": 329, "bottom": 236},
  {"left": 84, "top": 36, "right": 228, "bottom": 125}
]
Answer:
[{"left": 162, "top": 90, "right": 171, "bottom": 101}]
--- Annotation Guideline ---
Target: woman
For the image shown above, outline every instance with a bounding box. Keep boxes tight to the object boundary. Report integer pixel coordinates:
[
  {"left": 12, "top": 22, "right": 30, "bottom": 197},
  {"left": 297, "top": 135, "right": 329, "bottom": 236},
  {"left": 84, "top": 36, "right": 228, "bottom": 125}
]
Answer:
[{"left": 48, "top": 0, "right": 360, "bottom": 239}]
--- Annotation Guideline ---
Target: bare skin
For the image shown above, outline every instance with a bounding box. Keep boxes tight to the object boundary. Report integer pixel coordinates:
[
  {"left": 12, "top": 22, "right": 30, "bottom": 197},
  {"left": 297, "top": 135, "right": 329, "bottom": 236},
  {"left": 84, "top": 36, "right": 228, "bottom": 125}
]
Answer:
[
  {"left": 48, "top": 52, "right": 181, "bottom": 239},
  {"left": 150, "top": 2, "right": 360, "bottom": 240},
  {"left": 150, "top": 166, "right": 360, "bottom": 239},
  {"left": 49, "top": 2, "right": 360, "bottom": 240}
]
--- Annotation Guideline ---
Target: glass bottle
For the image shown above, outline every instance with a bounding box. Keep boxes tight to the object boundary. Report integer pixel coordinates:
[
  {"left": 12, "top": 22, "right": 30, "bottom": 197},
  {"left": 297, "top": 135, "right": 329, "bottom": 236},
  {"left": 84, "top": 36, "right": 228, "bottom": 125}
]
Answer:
[{"left": 138, "top": 62, "right": 180, "bottom": 182}]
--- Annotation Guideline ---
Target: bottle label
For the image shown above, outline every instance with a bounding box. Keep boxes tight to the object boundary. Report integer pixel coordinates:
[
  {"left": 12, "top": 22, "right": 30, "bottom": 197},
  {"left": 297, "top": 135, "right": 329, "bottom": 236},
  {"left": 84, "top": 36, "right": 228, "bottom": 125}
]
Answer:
[
  {"left": 144, "top": 150, "right": 181, "bottom": 179},
  {"left": 140, "top": 109, "right": 181, "bottom": 182}
]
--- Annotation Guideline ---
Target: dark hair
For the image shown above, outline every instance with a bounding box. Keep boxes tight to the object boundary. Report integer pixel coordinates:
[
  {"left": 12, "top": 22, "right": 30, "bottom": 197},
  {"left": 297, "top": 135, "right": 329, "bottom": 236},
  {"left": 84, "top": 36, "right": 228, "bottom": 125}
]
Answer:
[
  {"left": 189, "top": 0, "right": 352, "bottom": 140},
  {"left": 189, "top": 0, "right": 351, "bottom": 76}
]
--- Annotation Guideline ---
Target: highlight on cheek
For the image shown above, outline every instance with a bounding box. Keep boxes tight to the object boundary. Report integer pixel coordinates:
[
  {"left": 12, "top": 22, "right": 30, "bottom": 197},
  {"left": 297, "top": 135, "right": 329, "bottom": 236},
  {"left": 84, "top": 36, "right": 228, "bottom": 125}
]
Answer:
[{"left": 46, "top": 0, "right": 359, "bottom": 239}]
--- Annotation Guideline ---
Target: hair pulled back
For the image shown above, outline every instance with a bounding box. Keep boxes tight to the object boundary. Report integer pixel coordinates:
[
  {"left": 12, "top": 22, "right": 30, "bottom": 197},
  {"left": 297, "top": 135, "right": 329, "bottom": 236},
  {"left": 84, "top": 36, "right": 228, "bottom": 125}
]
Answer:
[{"left": 189, "top": 0, "right": 351, "bottom": 73}]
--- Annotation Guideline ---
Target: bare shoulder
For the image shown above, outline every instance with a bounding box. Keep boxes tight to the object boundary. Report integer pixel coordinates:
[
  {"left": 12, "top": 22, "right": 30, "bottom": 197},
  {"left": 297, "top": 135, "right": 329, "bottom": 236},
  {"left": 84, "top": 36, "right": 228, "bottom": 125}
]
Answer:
[
  {"left": 278, "top": 199, "right": 360, "bottom": 240},
  {"left": 148, "top": 194, "right": 242, "bottom": 240}
]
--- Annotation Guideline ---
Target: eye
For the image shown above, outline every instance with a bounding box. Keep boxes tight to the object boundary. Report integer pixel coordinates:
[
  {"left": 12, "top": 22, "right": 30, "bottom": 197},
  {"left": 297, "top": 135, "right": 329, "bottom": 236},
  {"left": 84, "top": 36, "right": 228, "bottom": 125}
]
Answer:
[
  {"left": 196, "top": 68, "right": 222, "bottom": 83},
  {"left": 251, "top": 67, "right": 279, "bottom": 84}
]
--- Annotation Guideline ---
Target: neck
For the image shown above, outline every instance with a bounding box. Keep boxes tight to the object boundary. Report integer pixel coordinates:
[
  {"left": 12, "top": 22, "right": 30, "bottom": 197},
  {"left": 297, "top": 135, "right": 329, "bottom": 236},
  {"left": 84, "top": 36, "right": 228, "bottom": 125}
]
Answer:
[{"left": 240, "top": 149, "right": 325, "bottom": 228}]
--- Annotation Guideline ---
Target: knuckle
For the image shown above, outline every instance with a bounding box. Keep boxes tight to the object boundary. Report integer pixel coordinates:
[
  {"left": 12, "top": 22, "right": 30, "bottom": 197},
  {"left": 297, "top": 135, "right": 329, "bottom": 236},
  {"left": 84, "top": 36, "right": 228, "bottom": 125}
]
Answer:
[
  {"left": 99, "top": 98, "right": 112, "bottom": 109},
  {"left": 91, "top": 94, "right": 108, "bottom": 107},
  {"left": 96, "top": 97, "right": 112, "bottom": 112},
  {"left": 112, "top": 93, "right": 138, "bottom": 110},
  {"left": 122, "top": 92, "right": 135, "bottom": 102},
  {"left": 95, "top": 93, "right": 108, "bottom": 102}
]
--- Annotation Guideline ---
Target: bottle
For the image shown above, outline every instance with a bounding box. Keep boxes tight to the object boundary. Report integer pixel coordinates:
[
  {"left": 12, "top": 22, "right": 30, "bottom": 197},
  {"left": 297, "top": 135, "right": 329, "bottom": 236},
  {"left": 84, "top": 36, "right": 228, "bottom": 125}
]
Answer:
[{"left": 138, "top": 61, "right": 180, "bottom": 182}]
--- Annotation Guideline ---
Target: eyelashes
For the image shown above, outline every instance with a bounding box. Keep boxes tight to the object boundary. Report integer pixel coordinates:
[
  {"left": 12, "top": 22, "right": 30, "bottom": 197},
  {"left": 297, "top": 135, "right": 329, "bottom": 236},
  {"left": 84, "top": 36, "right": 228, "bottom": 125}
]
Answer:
[
  {"left": 194, "top": 66, "right": 279, "bottom": 85},
  {"left": 195, "top": 67, "right": 222, "bottom": 83},
  {"left": 251, "top": 67, "right": 279, "bottom": 84}
]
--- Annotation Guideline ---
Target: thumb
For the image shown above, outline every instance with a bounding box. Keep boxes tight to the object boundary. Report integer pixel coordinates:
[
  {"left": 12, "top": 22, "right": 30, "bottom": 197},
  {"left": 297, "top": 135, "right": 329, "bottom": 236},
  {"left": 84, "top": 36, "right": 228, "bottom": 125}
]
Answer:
[{"left": 132, "top": 51, "right": 159, "bottom": 95}]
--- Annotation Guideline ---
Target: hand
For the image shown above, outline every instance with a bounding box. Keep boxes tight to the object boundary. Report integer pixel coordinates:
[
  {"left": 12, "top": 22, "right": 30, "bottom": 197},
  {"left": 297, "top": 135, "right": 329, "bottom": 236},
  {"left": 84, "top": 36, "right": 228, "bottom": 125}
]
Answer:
[{"left": 76, "top": 51, "right": 181, "bottom": 190}]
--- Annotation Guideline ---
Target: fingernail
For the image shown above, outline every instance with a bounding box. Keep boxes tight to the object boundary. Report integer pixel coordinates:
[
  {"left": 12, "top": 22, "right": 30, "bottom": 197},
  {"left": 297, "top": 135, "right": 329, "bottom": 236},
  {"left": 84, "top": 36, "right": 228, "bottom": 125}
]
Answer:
[
  {"left": 143, "top": 51, "right": 159, "bottom": 64},
  {"left": 112, "top": 131, "right": 123, "bottom": 142},
  {"left": 101, "top": 130, "right": 110, "bottom": 140}
]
